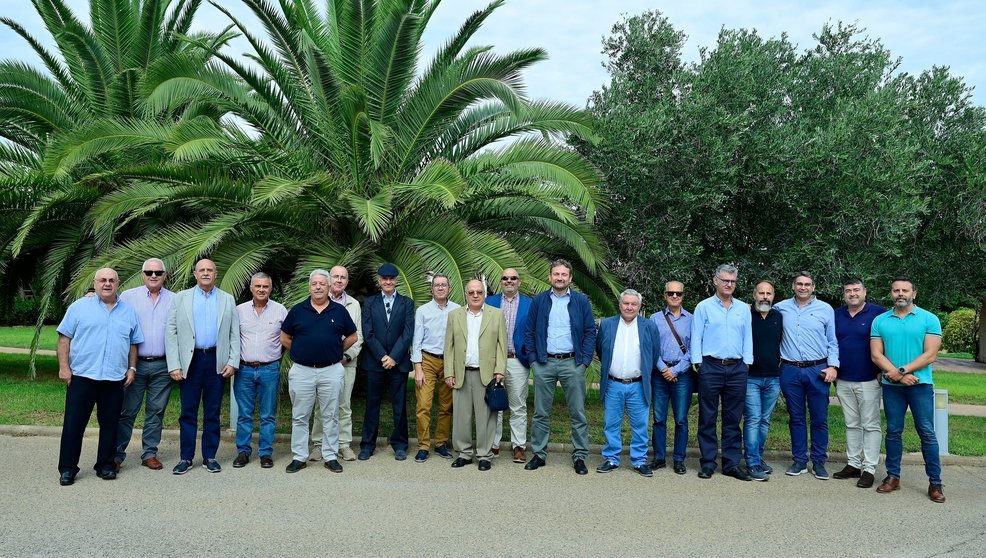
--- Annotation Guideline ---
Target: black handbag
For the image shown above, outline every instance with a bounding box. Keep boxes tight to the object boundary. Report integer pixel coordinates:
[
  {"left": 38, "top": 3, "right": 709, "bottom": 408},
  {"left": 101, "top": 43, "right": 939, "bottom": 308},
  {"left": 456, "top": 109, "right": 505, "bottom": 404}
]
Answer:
[{"left": 485, "top": 379, "right": 509, "bottom": 411}]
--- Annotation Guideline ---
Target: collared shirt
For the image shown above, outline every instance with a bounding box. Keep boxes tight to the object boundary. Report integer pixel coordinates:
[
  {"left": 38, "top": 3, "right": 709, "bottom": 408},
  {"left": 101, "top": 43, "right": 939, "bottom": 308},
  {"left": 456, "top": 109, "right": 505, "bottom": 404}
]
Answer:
[
  {"left": 690, "top": 295, "right": 753, "bottom": 365},
  {"left": 500, "top": 294, "right": 519, "bottom": 353},
  {"left": 411, "top": 298, "right": 461, "bottom": 362},
  {"left": 651, "top": 307, "right": 692, "bottom": 376},
  {"left": 119, "top": 286, "right": 173, "bottom": 357},
  {"left": 750, "top": 308, "right": 784, "bottom": 377},
  {"left": 774, "top": 297, "right": 840, "bottom": 367},
  {"left": 192, "top": 286, "right": 219, "bottom": 349},
  {"left": 871, "top": 305, "right": 942, "bottom": 385},
  {"left": 835, "top": 303, "right": 886, "bottom": 382},
  {"left": 547, "top": 289, "right": 573, "bottom": 353},
  {"left": 381, "top": 291, "right": 396, "bottom": 321},
  {"left": 56, "top": 296, "right": 144, "bottom": 381},
  {"left": 465, "top": 307, "right": 483, "bottom": 368},
  {"left": 281, "top": 299, "right": 357, "bottom": 367},
  {"left": 330, "top": 292, "right": 347, "bottom": 306},
  {"left": 237, "top": 300, "right": 288, "bottom": 363},
  {"left": 610, "top": 318, "right": 642, "bottom": 379}
]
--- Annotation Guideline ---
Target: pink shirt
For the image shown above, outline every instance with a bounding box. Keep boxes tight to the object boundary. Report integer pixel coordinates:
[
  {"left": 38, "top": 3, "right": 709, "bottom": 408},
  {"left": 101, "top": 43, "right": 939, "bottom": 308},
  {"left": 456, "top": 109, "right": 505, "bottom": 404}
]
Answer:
[{"left": 237, "top": 300, "right": 288, "bottom": 363}]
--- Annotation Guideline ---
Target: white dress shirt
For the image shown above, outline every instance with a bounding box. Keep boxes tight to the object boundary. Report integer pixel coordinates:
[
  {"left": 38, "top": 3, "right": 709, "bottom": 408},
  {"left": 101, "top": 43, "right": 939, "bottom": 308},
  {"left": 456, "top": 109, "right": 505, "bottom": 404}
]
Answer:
[
  {"left": 465, "top": 308, "right": 483, "bottom": 368},
  {"left": 610, "top": 318, "right": 642, "bottom": 379}
]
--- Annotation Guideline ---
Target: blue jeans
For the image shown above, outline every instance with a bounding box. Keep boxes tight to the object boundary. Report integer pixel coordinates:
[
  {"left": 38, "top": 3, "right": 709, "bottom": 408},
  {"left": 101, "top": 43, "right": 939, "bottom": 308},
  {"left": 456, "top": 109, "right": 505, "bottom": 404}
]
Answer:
[
  {"left": 779, "top": 363, "right": 829, "bottom": 465},
  {"left": 651, "top": 371, "right": 692, "bottom": 462},
  {"left": 743, "top": 376, "right": 780, "bottom": 468},
  {"left": 882, "top": 383, "right": 941, "bottom": 484},
  {"left": 601, "top": 379, "right": 649, "bottom": 467},
  {"left": 233, "top": 362, "right": 281, "bottom": 456}
]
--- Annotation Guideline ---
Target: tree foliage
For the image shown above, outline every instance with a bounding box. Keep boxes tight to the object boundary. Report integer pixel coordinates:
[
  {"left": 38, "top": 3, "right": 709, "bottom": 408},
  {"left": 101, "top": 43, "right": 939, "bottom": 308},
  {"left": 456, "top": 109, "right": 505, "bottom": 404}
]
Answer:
[{"left": 578, "top": 12, "right": 986, "bottom": 316}]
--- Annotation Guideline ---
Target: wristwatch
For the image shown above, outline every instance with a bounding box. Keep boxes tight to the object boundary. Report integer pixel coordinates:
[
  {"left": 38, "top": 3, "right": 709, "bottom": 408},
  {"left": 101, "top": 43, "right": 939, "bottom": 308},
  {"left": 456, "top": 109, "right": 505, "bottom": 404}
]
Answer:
[{"left": 898, "top": 367, "right": 907, "bottom": 375}]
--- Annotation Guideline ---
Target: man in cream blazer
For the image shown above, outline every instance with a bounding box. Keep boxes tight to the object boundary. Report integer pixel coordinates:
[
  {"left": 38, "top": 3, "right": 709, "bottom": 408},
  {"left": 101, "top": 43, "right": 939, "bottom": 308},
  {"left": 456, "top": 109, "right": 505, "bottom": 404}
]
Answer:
[
  {"left": 165, "top": 259, "right": 240, "bottom": 474},
  {"left": 444, "top": 279, "right": 507, "bottom": 471}
]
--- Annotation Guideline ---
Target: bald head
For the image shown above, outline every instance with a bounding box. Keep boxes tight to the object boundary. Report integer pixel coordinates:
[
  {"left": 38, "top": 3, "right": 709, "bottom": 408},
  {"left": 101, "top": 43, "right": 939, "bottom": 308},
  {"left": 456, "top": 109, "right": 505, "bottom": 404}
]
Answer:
[{"left": 329, "top": 265, "right": 349, "bottom": 298}]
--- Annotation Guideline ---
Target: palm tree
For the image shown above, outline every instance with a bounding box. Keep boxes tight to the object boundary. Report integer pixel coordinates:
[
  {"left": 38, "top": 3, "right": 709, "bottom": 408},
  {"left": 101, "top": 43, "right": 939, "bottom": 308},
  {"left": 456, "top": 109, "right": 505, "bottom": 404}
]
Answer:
[
  {"left": 22, "top": 0, "right": 620, "bottom": 313},
  {"left": 0, "top": 0, "right": 230, "bottom": 371}
]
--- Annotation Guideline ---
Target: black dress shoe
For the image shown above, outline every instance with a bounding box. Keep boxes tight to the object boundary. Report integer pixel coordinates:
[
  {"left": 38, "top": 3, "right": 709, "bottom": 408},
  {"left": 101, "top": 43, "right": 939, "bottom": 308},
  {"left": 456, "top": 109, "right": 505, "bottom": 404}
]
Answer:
[
  {"left": 649, "top": 459, "right": 667, "bottom": 470},
  {"left": 59, "top": 471, "right": 76, "bottom": 486},
  {"left": 524, "top": 455, "right": 545, "bottom": 470},
  {"left": 697, "top": 467, "right": 714, "bottom": 479},
  {"left": 324, "top": 459, "right": 343, "bottom": 473},
  {"left": 451, "top": 457, "right": 473, "bottom": 468},
  {"left": 673, "top": 460, "right": 686, "bottom": 475},
  {"left": 233, "top": 452, "right": 250, "bottom": 468},
  {"left": 478, "top": 460, "right": 491, "bottom": 471},
  {"left": 573, "top": 458, "right": 588, "bottom": 475},
  {"left": 96, "top": 469, "right": 117, "bottom": 480},
  {"left": 724, "top": 467, "right": 752, "bottom": 481}
]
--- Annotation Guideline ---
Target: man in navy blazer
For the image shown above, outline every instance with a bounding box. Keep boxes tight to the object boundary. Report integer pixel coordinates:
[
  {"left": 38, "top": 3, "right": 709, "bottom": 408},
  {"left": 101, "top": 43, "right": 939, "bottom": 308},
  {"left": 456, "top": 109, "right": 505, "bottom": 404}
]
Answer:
[
  {"left": 523, "top": 259, "right": 597, "bottom": 475},
  {"left": 596, "top": 289, "right": 661, "bottom": 477},
  {"left": 359, "top": 263, "right": 415, "bottom": 461},
  {"left": 487, "top": 268, "right": 533, "bottom": 463}
]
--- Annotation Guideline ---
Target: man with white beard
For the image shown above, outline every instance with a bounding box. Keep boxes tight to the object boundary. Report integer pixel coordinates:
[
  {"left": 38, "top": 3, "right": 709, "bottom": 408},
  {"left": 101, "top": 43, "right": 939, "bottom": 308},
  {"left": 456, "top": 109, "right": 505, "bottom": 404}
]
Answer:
[{"left": 744, "top": 280, "right": 783, "bottom": 481}]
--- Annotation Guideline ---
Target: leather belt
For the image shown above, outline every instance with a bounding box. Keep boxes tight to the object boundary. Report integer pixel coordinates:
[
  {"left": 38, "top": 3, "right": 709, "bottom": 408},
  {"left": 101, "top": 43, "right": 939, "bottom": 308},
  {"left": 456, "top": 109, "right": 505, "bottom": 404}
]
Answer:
[
  {"left": 547, "top": 352, "right": 575, "bottom": 360},
  {"left": 507, "top": 352, "right": 517, "bottom": 359},
  {"left": 782, "top": 358, "right": 828, "bottom": 368},
  {"left": 664, "top": 360, "right": 680, "bottom": 367},
  {"left": 703, "top": 356, "right": 741, "bottom": 366},
  {"left": 297, "top": 361, "right": 340, "bottom": 368},
  {"left": 193, "top": 347, "right": 217, "bottom": 354},
  {"left": 241, "top": 360, "right": 278, "bottom": 368},
  {"left": 422, "top": 350, "right": 444, "bottom": 359},
  {"left": 138, "top": 356, "right": 165, "bottom": 362},
  {"left": 465, "top": 366, "right": 480, "bottom": 371},
  {"left": 608, "top": 374, "right": 642, "bottom": 384}
]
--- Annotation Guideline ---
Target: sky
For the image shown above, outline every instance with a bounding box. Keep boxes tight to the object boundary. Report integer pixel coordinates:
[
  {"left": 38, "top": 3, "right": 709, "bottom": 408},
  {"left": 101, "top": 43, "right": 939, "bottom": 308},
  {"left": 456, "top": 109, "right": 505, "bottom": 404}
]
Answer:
[{"left": 2, "top": 0, "right": 984, "bottom": 107}]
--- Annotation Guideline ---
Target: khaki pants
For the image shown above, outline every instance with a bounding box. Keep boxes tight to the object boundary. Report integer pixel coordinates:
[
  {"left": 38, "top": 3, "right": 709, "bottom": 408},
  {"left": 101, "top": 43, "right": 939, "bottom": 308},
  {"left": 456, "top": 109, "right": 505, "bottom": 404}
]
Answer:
[
  {"left": 414, "top": 353, "right": 453, "bottom": 450},
  {"left": 452, "top": 368, "right": 496, "bottom": 460},
  {"left": 310, "top": 362, "right": 357, "bottom": 448}
]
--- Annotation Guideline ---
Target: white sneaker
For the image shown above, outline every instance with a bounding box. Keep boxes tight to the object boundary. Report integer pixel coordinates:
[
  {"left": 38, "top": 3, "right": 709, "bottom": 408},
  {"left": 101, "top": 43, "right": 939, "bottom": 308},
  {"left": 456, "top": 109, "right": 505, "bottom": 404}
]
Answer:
[
  {"left": 308, "top": 446, "right": 323, "bottom": 461},
  {"left": 339, "top": 446, "right": 357, "bottom": 462}
]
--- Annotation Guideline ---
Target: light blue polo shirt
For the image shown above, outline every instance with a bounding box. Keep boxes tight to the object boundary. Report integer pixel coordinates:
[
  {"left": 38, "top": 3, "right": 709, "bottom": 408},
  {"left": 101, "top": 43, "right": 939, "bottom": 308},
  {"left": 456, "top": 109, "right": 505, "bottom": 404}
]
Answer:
[
  {"left": 57, "top": 296, "right": 144, "bottom": 381},
  {"left": 870, "top": 305, "right": 942, "bottom": 385}
]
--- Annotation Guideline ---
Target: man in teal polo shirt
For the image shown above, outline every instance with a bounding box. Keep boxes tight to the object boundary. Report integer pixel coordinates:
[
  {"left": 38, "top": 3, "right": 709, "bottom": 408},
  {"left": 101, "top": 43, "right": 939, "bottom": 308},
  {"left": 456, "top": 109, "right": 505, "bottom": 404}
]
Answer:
[{"left": 870, "top": 276, "right": 944, "bottom": 503}]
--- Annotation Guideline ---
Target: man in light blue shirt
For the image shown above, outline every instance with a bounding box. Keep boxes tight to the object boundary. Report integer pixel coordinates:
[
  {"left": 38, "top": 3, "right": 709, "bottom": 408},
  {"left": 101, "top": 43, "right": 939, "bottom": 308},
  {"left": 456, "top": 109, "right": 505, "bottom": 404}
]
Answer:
[
  {"left": 690, "top": 264, "right": 753, "bottom": 481},
  {"left": 774, "top": 271, "right": 839, "bottom": 480},
  {"left": 410, "top": 273, "right": 460, "bottom": 462},
  {"left": 115, "top": 257, "right": 174, "bottom": 472},
  {"left": 649, "top": 280, "right": 693, "bottom": 474},
  {"left": 57, "top": 268, "right": 143, "bottom": 486}
]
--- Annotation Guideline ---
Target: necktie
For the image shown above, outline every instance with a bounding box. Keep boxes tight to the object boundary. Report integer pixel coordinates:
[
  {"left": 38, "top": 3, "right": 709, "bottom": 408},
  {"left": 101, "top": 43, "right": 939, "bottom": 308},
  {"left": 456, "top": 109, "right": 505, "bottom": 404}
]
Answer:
[{"left": 385, "top": 300, "right": 391, "bottom": 322}]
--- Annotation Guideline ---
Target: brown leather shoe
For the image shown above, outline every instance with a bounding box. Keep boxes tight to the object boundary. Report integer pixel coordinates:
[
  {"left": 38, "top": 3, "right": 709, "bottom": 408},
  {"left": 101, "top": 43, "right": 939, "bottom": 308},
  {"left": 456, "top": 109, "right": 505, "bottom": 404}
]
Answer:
[
  {"left": 512, "top": 446, "right": 525, "bottom": 463},
  {"left": 491, "top": 447, "right": 500, "bottom": 457},
  {"left": 876, "top": 476, "right": 900, "bottom": 493},
  {"left": 141, "top": 456, "right": 164, "bottom": 470},
  {"left": 928, "top": 483, "right": 945, "bottom": 503},
  {"left": 832, "top": 464, "right": 861, "bottom": 479},
  {"left": 113, "top": 458, "right": 122, "bottom": 473}
]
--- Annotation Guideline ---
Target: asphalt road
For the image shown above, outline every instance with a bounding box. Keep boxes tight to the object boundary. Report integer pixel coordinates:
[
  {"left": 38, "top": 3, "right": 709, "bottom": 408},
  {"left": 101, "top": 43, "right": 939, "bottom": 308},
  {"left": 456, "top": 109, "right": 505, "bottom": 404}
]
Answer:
[{"left": 2, "top": 433, "right": 985, "bottom": 557}]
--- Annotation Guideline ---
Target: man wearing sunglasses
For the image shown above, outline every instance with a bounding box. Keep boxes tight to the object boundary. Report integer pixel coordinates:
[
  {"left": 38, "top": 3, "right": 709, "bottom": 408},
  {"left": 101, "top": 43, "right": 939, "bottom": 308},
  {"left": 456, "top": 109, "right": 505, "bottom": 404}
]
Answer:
[
  {"left": 649, "top": 281, "right": 693, "bottom": 475},
  {"left": 488, "top": 269, "right": 533, "bottom": 463},
  {"left": 114, "top": 258, "right": 174, "bottom": 472}
]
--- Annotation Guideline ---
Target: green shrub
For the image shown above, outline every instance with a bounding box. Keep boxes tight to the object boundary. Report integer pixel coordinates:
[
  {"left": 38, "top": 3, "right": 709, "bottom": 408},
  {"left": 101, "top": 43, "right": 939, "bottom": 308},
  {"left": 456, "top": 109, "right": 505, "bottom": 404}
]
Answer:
[
  {"left": 0, "top": 297, "right": 54, "bottom": 326},
  {"left": 942, "top": 308, "right": 977, "bottom": 354}
]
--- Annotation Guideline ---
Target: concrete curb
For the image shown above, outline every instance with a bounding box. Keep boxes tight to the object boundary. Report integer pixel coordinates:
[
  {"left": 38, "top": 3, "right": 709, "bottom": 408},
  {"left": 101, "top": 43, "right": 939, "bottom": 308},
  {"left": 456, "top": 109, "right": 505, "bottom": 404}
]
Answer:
[{"left": 4, "top": 424, "right": 984, "bottom": 467}]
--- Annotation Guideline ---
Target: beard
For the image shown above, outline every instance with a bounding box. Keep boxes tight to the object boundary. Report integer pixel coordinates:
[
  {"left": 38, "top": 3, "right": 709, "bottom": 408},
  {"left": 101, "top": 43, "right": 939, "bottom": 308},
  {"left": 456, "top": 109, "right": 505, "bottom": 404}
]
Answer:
[{"left": 755, "top": 301, "right": 772, "bottom": 312}]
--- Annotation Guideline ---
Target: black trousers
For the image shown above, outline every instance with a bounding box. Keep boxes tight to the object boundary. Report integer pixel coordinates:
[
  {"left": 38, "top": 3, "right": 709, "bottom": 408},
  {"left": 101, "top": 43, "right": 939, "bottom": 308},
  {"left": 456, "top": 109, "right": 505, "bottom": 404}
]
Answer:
[
  {"left": 360, "top": 369, "right": 409, "bottom": 452},
  {"left": 58, "top": 376, "right": 125, "bottom": 475}
]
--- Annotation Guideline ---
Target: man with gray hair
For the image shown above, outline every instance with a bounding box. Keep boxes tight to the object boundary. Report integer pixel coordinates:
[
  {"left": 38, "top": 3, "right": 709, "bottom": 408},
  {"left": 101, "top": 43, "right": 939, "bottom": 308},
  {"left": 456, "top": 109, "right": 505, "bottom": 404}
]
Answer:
[
  {"left": 690, "top": 264, "right": 753, "bottom": 481},
  {"left": 114, "top": 258, "right": 173, "bottom": 472},
  {"left": 595, "top": 289, "right": 661, "bottom": 476},
  {"left": 410, "top": 273, "right": 459, "bottom": 462},
  {"left": 280, "top": 269, "right": 358, "bottom": 474},
  {"left": 233, "top": 272, "right": 287, "bottom": 469}
]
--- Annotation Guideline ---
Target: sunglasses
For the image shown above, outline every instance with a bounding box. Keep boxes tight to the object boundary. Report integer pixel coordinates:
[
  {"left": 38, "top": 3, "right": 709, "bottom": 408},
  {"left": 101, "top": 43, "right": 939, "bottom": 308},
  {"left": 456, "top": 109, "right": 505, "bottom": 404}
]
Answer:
[
  {"left": 143, "top": 270, "right": 165, "bottom": 277},
  {"left": 467, "top": 290, "right": 485, "bottom": 296},
  {"left": 501, "top": 275, "right": 519, "bottom": 281},
  {"left": 665, "top": 291, "right": 683, "bottom": 297}
]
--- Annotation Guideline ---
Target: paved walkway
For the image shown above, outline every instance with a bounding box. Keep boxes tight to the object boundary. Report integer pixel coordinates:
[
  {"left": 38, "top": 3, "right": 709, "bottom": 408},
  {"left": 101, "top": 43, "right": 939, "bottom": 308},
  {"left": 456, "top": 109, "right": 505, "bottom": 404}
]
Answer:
[{"left": 2, "top": 432, "right": 985, "bottom": 557}]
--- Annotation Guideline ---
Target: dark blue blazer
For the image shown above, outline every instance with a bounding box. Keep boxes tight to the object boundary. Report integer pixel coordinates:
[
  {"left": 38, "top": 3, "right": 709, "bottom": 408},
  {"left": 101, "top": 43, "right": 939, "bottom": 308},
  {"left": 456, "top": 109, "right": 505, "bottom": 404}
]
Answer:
[
  {"left": 486, "top": 292, "right": 532, "bottom": 368},
  {"left": 360, "top": 292, "right": 415, "bottom": 373},
  {"left": 596, "top": 315, "right": 661, "bottom": 405},
  {"left": 524, "top": 289, "right": 596, "bottom": 367}
]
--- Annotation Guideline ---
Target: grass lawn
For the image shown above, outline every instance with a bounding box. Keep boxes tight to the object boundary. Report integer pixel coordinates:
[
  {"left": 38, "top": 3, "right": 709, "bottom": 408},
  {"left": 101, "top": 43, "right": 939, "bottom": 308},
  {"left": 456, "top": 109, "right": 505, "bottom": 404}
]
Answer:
[
  {"left": 2, "top": 353, "right": 984, "bottom": 457},
  {"left": 939, "top": 352, "right": 974, "bottom": 360},
  {"left": 0, "top": 326, "right": 58, "bottom": 350}
]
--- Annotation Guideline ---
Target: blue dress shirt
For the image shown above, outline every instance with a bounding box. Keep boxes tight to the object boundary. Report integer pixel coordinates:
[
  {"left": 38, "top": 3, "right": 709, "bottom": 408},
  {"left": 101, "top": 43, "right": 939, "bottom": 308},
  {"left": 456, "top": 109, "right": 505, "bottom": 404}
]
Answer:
[
  {"left": 546, "top": 290, "right": 574, "bottom": 353},
  {"left": 650, "top": 307, "right": 692, "bottom": 376},
  {"left": 690, "top": 295, "right": 753, "bottom": 365},
  {"left": 119, "top": 286, "right": 173, "bottom": 357},
  {"left": 192, "top": 286, "right": 219, "bottom": 349},
  {"left": 774, "top": 297, "right": 840, "bottom": 367},
  {"left": 57, "top": 296, "right": 144, "bottom": 381}
]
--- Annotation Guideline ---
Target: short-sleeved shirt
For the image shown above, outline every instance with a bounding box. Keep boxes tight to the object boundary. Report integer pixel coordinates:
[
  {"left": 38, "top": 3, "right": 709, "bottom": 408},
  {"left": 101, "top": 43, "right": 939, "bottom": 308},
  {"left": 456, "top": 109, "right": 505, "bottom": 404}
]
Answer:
[
  {"left": 835, "top": 303, "right": 885, "bottom": 382},
  {"left": 281, "top": 299, "right": 357, "bottom": 367},
  {"left": 57, "top": 296, "right": 144, "bottom": 381},
  {"left": 871, "top": 305, "right": 942, "bottom": 385},
  {"left": 237, "top": 300, "right": 288, "bottom": 363}
]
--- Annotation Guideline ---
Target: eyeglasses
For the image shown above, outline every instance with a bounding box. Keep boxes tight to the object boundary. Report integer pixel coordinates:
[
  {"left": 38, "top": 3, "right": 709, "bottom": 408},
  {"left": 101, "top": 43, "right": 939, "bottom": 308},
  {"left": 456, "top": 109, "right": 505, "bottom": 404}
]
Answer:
[
  {"left": 433, "top": 284, "right": 449, "bottom": 289},
  {"left": 665, "top": 291, "right": 683, "bottom": 297},
  {"left": 716, "top": 277, "right": 737, "bottom": 285},
  {"left": 501, "top": 275, "right": 519, "bottom": 281},
  {"left": 467, "top": 290, "right": 485, "bottom": 296},
  {"left": 143, "top": 270, "right": 165, "bottom": 277},
  {"left": 95, "top": 278, "right": 118, "bottom": 284}
]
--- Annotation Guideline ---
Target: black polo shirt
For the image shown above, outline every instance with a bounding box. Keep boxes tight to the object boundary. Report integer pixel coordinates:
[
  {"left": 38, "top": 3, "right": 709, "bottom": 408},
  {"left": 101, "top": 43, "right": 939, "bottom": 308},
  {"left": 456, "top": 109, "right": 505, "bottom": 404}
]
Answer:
[
  {"left": 750, "top": 308, "right": 783, "bottom": 377},
  {"left": 281, "top": 299, "right": 357, "bottom": 367}
]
